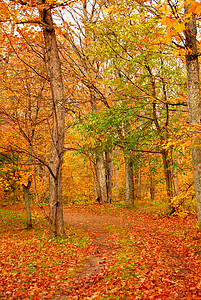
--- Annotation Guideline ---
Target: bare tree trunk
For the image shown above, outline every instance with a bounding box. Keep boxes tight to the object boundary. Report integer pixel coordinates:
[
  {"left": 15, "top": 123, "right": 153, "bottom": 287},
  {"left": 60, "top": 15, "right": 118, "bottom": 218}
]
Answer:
[
  {"left": 125, "top": 156, "right": 134, "bottom": 205},
  {"left": 96, "top": 153, "right": 107, "bottom": 203},
  {"left": 105, "top": 151, "right": 112, "bottom": 203},
  {"left": 39, "top": 7, "right": 66, "bottom": 237},
  {"left": 150, "top": 174, "right": 155, "bottom": 201},
  {"left": 134, "top": 163, "right": 141, "bottom": 200},
  {"left": 114, "top": 147, "right": 119, "bottom": 200},
  {"left": 137, "top": 166, "right": 141, "bottom": 199},
  {"left": 173, "top": 167, "right": 178, "bottom": 197},
  {"left": 161, "top": 149, "right": 173, "bottom": 199},
  {"left": 22, "top": 180, "right": 32, "bottom": 229},
  {"left": 185, "top": 12, "right": 201, "bottom": 229}
]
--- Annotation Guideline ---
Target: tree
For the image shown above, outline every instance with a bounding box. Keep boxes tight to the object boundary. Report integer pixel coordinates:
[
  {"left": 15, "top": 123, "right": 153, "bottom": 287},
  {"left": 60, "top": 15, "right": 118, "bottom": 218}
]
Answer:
[
  {"left": 58, "top": 0, "right": 114, "bottom": 203},
  {"left": 0, "top": 31, "right": 50, "bottom": 228},
  {"left": 0, "top": 0, "right": 67, "bottom": 236},
  {"left": 159, "top": 0, "right": 201, "bottom": 226},
  {"left": 81, "top": 0, "right": 188, "bottom": 210},
  {"left": 184, "top": 2, "right": 201, "bottom": 228},
  {"left": 39, "top": 4, "right": 66, "bottom": 237}
]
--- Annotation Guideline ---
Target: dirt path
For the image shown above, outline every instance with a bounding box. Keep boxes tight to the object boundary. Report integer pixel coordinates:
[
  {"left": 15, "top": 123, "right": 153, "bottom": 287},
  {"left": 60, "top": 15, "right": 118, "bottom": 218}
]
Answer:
[
  {"left": 63, "top": 209, "right": 119, "bottom": 277},
  {"left": 53, "top": 209, "right": 120, "bottom": 299},
  {"left": 55, "top": 207, "right": 201, "bottom": 299}
]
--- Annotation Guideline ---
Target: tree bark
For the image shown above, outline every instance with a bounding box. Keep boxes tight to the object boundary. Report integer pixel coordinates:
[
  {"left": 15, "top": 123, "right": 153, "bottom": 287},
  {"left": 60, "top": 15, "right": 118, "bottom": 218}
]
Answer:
[
  {"left": 125, "top": 156, "right": 135, "bottom": 205},
  {"left": 149, "top": 63, "right": 174, "bottom": 210},
  {"left": 173, "top": 167, "right": 178, "bottom": 197},
  {"left": 149, "top": 174, "right": 155, "bottom": 201},
  {"left": 105, "top": 151, "right": 112, "bottom": 203},
  {"left": 96, "top": 153, "right": 108, "bottom": 203},
  {"left": 185, "top": 12, "right": 201, "bottom": 229},
  {"left": 22, "top": 180, "right": 32, "bottom": 229},
  {"left": 134, "top": 164, "right": 141, "bottom": 200},
  {"left": 39, "top": 6, "right": 66, "bottom": 237},
  {"left": 114, "top": 147, "right": 119, "bottom": 200},
  {"left": 161, "top": 149, "right": 173, "bottom": 199}
]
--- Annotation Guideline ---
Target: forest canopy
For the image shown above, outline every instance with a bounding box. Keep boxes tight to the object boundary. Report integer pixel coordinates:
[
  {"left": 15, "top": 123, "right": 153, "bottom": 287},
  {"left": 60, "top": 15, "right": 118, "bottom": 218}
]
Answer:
[{"left": 0, "top": 0, "right": 201, "bottom": 234}]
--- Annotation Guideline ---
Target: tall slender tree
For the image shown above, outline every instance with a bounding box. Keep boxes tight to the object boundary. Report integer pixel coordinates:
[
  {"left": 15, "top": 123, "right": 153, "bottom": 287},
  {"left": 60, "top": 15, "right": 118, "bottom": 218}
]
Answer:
[{"left": 0, "top": 0, "right": 67, "bottom": 236}]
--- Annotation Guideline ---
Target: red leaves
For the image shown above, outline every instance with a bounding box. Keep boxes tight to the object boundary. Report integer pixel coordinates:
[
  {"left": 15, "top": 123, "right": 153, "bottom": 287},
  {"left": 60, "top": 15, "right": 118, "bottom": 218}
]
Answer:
[
  {"left": 0, "top": 207, "right": 94, "bottom": 299},
  {"left": 1, "top": 205, "right": 201, "bottom": 299},
  {"left": 61, "top": 205, "right": 201, "bottom": 299}
]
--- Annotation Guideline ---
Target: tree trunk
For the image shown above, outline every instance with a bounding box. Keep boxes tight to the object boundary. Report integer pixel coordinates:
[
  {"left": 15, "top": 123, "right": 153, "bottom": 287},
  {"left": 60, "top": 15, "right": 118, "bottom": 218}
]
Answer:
[
  {"left": 138, "top": 167, "right": 141, "bottom": 199},
  {"left": 125, "top": 156, "right": 135, "bottom": 205},
  {"left": 134, "top": 164, "right": 141, "bottom": 200},
  {"left": 39, "top": 7, "right": 66, "bottom": 237},
  {"left": 114, "top": 147, "right": 119, "bottom": 200},
  {"left": 185, "top": 12, "right": 201, "bottom": 229},
  {"left": 151, "top": 74, "right": 174, "bottom": 211},
  {"left": 96, "top": 153, "right": 108, "bottom": 203},
  {"left": 105, "top": 151, "right": 112, "bottom": 203},
  {"left": 150, "top": 174, "right": 155, "bottom": 201},
  {"left": 161, "top": 149, "right": 173, "bottom": 199},
  {"left": 173, "top": 167, "right": 178, "bottom": 197},
  {"left": 22, "top": 180, "right": 32, "bottom": 229}
]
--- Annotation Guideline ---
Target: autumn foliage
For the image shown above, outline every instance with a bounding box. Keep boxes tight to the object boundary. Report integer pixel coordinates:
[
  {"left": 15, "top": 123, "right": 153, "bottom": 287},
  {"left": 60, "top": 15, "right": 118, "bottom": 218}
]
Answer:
[
  {"left": 1, "top": 204, "right": 201, "bottom": 299},
  {"left": 0, "top": 0, "right": 201, "bottom": 298}
]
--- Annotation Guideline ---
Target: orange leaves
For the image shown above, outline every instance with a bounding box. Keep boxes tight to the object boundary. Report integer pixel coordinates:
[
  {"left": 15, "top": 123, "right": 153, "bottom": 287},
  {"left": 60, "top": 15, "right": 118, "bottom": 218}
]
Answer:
[
  {"left": 161, "top": 16, "right": 174, "bottom": 29},
  {"left": 0, "top": 207, "right": 93, "bottom": 299},
  {"left": 0, "top": 2, "right": 11, "bottom": 20},
  {"left": 161, "top": 16, "right": 185, "bottom": 39},
  {"left": 160, "top": 1, "right": 201, "bottom": 51},
  {"left": 188, "top": 1, "right": 201, "bottom": 16},
  {"left": 1, "top": 204, "right": 201, "bottom": 299},
  {"left": 160, "top": 0, "right": 201, "bottom": 45}
]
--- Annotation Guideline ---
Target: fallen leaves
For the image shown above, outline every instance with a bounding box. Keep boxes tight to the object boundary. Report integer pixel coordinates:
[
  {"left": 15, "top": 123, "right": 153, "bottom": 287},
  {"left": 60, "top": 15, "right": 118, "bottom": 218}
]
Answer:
[
  {"left": 1, "top": 204, "right": 201, "bottom": 299},
  {"left": 0, "top": 208, "right": 94, "bottom": 299}
]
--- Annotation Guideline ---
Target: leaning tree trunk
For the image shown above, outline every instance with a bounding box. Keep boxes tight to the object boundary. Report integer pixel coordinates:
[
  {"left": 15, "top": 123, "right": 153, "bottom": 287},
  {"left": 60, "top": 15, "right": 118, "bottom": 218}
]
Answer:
[
  {"left": 125, "top": 156, "right": 135, "bottom": 205},
  {"left": 185, "top": 12, "right": 201, "bottom": 229},
  {"left": 39, "top": 7, "right": 66, "bottom": 237}
]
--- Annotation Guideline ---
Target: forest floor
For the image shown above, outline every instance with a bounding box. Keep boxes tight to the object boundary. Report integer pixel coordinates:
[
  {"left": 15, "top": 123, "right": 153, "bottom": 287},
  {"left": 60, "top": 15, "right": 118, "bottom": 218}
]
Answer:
[{"left": 1, "top": 203, "right": 201, "bottom": 299}]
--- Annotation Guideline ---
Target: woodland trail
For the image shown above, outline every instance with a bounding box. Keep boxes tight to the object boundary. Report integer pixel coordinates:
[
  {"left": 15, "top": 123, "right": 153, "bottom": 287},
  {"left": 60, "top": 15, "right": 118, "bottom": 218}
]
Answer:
[{"left": 54, "top": 206, "right": 201, "bottom": 299}]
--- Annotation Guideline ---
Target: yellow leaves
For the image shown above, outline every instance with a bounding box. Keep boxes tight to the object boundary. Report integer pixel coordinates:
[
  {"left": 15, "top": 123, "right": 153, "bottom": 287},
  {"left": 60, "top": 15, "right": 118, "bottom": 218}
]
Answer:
[
  {"left": 172, "top": 48, "right": 184, "bottom": 56},
  {"left": 171, "top": 190, "right": 196, "bottom": 218},
  {"left": 159, "top": 4, "right": 172, "bottom": 15},
  {"left": 194, "top": 3, "right": 201, "bottom": 15},
  {"left": 103, "top": 5, "right": 115, "bottom": 14},
  {"left": 32, "top": 210, "right": 40, "bottom": 220},
  {"left": 174, "top": 22, "right": 185, "bottom": 34},
  {"left": 160, "top": 0, "right": 201, "bottom": 48},
  {"left": 20, "top": 172, "right": 32, "bottom": 187},
  {"left": 161, "top": 16, "right": 185, "bottom": 34}
]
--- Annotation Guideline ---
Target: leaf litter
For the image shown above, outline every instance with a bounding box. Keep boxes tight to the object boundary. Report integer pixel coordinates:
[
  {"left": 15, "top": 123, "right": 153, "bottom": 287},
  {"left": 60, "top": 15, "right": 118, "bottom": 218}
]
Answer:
[{"left": 0, "top": 205, "right": 201, "bottom": 299}]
